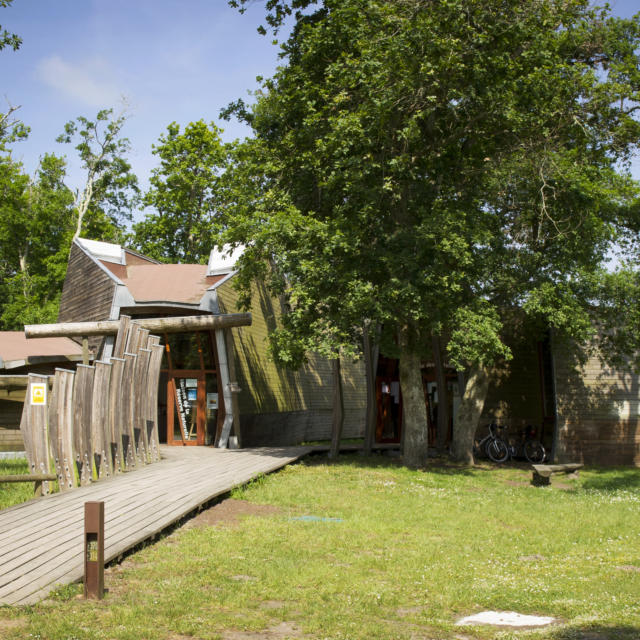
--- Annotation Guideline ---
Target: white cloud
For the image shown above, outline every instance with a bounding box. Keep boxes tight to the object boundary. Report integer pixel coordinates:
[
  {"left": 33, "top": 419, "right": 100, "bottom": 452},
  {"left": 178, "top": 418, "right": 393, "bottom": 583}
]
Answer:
[{"left": 36, "top": 55, "right": 124, "bottom": 108}]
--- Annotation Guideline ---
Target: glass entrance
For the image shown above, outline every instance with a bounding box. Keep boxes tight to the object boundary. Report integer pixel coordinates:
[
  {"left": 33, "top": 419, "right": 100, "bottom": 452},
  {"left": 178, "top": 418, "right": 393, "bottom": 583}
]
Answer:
[
  {"left": 161, "top": 330, "right": 224, "bottom": 446},
  {"left": 169, "top": 374, "right": 204, "bottom": 445}
]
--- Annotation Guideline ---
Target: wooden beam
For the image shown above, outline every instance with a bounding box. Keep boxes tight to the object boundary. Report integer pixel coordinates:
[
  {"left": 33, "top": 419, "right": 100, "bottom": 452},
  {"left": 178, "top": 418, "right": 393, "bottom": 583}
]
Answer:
[
  {"left": 0, "top": 474, "right": 57, "bottom": 482},
  {"left": 24, "top": 313, "right": 252, "bottom": 338}
]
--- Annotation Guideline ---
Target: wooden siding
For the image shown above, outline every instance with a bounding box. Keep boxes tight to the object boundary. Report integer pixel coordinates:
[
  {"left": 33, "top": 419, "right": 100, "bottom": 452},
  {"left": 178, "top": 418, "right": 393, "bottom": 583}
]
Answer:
[
  {"left": 554, "top": 346, "right": 640, "bottom": 466},
  {"left": 480, "top": 336, "right": 546, "bottom": 443},
  {"left": 58, "top": 243, "right": 117, "bottom": 355},
  {"left": 215, "top": 278, "right": 366, "bottom": 445},
  {"left": 0, "top": 426, "right": 23, "bottom": 451}
]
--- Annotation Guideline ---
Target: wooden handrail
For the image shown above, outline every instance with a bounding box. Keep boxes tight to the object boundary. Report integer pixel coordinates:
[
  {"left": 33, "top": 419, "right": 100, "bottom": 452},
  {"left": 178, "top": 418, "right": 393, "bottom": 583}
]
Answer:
[{"left": 0, "top": 474, "right": 57, "bottom": 482}]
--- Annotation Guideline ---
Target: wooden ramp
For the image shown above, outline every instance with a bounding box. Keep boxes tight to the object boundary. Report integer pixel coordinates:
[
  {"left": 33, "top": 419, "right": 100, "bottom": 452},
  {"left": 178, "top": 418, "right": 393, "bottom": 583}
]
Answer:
[{"left": 0, "top": 445, "right": 311, "bottom": 605}]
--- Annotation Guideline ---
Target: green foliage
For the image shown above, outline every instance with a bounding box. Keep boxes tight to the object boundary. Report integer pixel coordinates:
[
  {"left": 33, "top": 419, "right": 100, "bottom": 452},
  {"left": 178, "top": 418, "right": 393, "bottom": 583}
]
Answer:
[
  {"left": 57, "top": 108, "right": 139, "bottom": 242},
  {"left": 0, "top": 106, "right": 29, "bottom": 150},
  {"left": 0, "top": 0, "right": 21, "bottom": 52},
  {"left": 132, "top": 120, "right": 230, "bottom": 263},
  {"left": 223, "top": 0, "right": 640, "bottom": 373},
  {"left": 0, "top": 153, "right": 76, "bottom": 329}
]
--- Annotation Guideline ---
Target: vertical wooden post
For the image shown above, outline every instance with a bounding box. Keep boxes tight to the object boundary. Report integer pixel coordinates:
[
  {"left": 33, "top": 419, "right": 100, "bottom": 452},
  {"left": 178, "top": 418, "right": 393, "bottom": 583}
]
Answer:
[
  {"left": 329, "top": 356, "right": 344, "bottom": 459},
  {"left": 91, "top": 361, "right": 112, "bottom": 478},
  {"left": 73, "top": 365, "right": 95, "bottom": 485},
  {"left": 121, "top": 353, "right": 138, "bottom": 469},
  {"left": 108, "top": 357, "right": 125, "bottom": 472},
  {"left": 84, "top": 501, "right": 104, "bottom": 600},
  {"left": 144, "top": 338, "right": 164, "bottom": 462},
  {"left": 19, "top": 374, "right": 53, "bottom": 494},
  {"left": 82, "top": 336, "right": 90, "bottom": 365},
  {"left": 48, "top": 368, "right": 77, "bottom": 491}
]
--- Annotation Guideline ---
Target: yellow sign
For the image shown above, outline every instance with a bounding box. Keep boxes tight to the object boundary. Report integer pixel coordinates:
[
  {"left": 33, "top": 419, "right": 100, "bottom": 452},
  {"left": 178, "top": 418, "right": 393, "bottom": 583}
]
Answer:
[{"left": 30, "top": 383, "right": 47, "bottom": 406}]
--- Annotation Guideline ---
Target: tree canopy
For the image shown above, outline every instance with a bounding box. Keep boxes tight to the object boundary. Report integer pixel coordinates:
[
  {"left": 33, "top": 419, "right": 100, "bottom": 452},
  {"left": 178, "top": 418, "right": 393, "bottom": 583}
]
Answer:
[
  {"left": 223, "top": 0, "right": 640, "bottom": 465},
  {"left": 132, "top": 120, "right": 230, "bottom": 263}
]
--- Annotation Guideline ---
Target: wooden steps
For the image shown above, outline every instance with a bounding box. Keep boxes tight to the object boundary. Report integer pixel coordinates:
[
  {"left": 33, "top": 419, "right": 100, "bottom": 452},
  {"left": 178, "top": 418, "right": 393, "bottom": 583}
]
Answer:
[{"left": 0, "top": 445, "right": 311, "bottom": 605}]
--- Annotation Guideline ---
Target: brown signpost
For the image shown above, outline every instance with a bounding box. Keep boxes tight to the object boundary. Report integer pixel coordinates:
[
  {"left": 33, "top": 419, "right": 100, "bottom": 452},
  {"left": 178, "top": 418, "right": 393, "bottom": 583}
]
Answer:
[{"left": 84, "top": 501, "right": 104, "bottom": 600}]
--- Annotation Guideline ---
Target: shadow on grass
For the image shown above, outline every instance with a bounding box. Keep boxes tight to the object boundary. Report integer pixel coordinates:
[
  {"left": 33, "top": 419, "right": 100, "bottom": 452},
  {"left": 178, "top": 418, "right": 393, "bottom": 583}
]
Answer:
[
  {"left": 577, "top": 467, "right": 640, "bottom": 492},
  {"left": 305, "top": 451, "right": 640, "bottom": 492},
  {"left": 304, "top": 450, "right": 502, "bottom": 478},
  {"left": 552, "top": 623, "right": 640, "bottom": 639}
]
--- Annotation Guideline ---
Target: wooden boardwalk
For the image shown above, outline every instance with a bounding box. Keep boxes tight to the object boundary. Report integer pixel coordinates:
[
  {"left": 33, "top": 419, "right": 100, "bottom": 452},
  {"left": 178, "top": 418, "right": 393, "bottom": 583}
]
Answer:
[{"left": 0, "top": 445, "right": 311, "bottom": 605}]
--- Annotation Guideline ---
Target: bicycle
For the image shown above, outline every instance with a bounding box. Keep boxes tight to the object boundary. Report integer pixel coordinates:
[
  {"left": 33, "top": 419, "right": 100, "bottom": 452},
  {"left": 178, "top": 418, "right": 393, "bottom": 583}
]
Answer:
[
  {"left": 507, "top": 425, "right": 546, "bottom": 463},
  {"left": 473, "top": 422, "right": 510, "bottom": 463}
]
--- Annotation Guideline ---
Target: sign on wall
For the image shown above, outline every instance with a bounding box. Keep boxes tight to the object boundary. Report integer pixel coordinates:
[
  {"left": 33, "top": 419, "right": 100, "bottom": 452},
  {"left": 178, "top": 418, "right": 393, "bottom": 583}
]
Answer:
[{"left": 30, "top": 382, "right": 47, "bottom": 406}]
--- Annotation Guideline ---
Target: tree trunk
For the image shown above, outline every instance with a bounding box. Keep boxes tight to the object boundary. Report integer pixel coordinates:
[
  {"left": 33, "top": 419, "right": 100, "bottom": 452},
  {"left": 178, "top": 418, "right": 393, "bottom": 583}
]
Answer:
[
  {"left": 450, "top": 365, "right": 490, "bottom": 465},
  {"left": 399, "top": 324, "right": 429, "bottom": 469},
  {"left": 432, "top": 334, "right": 449, "bottom": 456},
  {"left": 73, "top": 173, "right": 95, "bottom": 240},
  {"left": 329, "top": 356, "right": 344, "bottom": 459},
  {"left": 362, "top": 321, "right": 379, "bottom": 456}
]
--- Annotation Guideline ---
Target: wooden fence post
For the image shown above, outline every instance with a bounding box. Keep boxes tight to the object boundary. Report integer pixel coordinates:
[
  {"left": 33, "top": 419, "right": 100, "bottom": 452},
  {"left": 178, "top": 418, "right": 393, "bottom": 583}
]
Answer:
[
  {"left": 19, "top": 374, "right": 53, "bottom": 495},
  {"left": 73, "top": 365, "right": 95, "bottom": 485},
  {"left": 48, "top": 368, "right": 77, "bottom": 490},
  {"left": 121, "top": 353, "right": 137, "bottom": 470},
  {"left": 145, "top": 337, "right": 164, "bottom": 462},
  {"left": 91, "top": 361, "right": 112, "bottom": 478},
  {"left": 108, "top": 357, "right": 125, "bottom": 472}
]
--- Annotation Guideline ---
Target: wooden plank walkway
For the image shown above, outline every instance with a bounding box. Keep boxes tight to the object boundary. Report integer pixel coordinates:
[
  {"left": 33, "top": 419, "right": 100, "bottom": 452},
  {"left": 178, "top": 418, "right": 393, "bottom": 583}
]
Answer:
[{"left": 0, "top": 445, "right": 311, "bottom": 605}]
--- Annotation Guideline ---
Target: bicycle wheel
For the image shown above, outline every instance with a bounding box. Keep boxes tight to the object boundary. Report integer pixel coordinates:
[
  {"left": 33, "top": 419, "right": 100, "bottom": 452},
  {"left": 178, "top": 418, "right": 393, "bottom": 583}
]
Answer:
[
  {"left": 486, "top": 438, "right": 510, "bottom": 463},
  {"left": 524, "top": 440, "right": 546, "bottom": 463}
]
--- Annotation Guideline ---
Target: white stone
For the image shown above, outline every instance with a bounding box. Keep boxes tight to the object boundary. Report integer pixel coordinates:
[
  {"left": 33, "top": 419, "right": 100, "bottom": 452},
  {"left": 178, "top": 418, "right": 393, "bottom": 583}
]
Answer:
[{"left": 456, "top": 611, "right": 555, "bottom": 627}]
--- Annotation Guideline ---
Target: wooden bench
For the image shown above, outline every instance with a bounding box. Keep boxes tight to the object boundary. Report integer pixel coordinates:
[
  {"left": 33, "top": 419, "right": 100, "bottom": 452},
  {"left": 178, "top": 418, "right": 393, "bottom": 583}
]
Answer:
[{"left": 531, "top": 463, "right": 583, "bottom": 486}]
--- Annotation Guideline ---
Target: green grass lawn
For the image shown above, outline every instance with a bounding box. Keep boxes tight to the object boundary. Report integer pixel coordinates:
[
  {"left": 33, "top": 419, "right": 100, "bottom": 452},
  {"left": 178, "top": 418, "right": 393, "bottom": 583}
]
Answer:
[
  {"left": 0, "top": 455, "right": 638, "bottom": 639},
  {"left": 0, "top": 458, "right": 33, "bottom": 510}
]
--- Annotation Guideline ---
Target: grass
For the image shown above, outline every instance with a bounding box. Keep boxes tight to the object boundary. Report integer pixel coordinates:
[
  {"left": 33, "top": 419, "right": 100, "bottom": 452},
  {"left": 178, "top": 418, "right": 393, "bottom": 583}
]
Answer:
[
  {"left": 0, "top": 458, "right": 34, "bottom": 510},
  {"left": 0, "top": 455, "right": 638, "bottom": 639}
]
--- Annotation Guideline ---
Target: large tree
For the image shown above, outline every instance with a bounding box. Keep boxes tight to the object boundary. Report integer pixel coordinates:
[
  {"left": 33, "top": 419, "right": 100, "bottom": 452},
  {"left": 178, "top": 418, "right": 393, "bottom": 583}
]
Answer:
[
  {"left": 224, "top": 0, "right": 640, "bottom": 466},
  {"left": 133, "top": 120, "right": 230, "bottom": 263}
]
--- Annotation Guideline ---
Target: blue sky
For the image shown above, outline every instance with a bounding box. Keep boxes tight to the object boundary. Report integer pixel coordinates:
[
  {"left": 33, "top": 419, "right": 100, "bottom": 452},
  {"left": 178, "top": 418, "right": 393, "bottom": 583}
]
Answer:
[
  {"left": 1, "top": 0, "right": 285, "bottom": 201},
  {"left": 1, "top": 0, "right": 639, "bottom": 215}
]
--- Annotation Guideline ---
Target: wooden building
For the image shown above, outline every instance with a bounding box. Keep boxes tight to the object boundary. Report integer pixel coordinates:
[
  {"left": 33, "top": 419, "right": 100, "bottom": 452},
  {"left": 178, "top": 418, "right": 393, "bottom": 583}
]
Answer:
[
  {"left": 373, "top": 329, "right": 640, "bottom": 466},
  {"left": 57, "top": 238, "right": 366, "bottom": 448},
  {"left": 40, "top": 237, "right": 640, "bottom": 465}
]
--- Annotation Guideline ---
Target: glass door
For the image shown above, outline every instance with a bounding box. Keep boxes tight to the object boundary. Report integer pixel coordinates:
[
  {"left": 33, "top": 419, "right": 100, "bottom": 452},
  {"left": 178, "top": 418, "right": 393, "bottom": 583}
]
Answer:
[
  {"left": 160, "top": 330, "right": 224, "bottom": 446},
  {"left": 168, "top": 373, "right": 205, "bottom": 445}
]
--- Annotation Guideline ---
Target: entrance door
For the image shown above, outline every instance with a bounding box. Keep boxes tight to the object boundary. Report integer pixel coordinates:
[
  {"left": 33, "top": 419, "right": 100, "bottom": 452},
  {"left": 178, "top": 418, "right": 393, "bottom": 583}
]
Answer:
[
  {"left": 168, "top": 373, "right": 205, "bottom": 445},
  {"left": 162, "top": 330, "right": 224, "bottom": 446}
]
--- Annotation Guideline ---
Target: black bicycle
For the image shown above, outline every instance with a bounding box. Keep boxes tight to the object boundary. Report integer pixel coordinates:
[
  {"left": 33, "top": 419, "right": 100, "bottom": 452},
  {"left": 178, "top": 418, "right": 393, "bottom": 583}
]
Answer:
[
  {"left": 507, "top": 425, "right": 546, "bottom": 463},
  {"left": 473, "top": 422, "right": 510, "bottom": 463}
]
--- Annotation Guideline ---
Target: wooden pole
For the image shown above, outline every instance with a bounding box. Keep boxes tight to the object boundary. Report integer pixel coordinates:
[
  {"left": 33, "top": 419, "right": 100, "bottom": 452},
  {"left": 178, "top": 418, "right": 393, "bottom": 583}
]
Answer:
[
  {"left": 25, "top": 313, "right": 252, "bottom": 338},
  {"left": 329, "top": 356, "right": 344, "bottom": 459},
  {"left": 84, "top": 501, "right": 104, "bottom": 600}
]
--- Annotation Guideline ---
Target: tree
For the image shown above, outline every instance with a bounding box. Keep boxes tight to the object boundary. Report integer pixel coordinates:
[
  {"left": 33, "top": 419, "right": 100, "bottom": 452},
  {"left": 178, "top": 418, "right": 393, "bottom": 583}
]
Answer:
[
  {"left": 132, "top": 120, "right": 230, "bottom": 263},
  {"left": 225, "top": 0, "right": 640, "bottom": 466},
  {"left": 57, "top": 108, "right": 139, "bottom": 243},
  {"left": 0, "top": 153, "right": 76, "bottom": 328}
]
